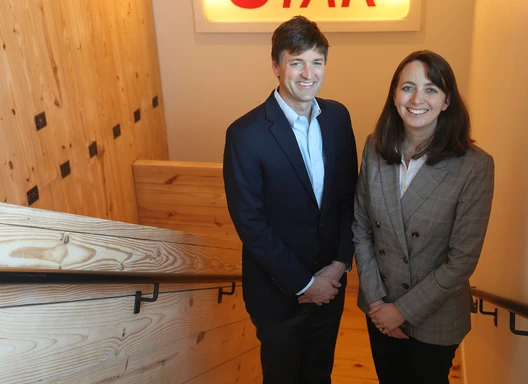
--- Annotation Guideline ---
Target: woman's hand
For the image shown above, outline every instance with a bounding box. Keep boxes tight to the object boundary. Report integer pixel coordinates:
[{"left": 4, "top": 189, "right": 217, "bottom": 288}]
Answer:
[{"left": 369, "top": 302, "right": 408, "bottom": 339}]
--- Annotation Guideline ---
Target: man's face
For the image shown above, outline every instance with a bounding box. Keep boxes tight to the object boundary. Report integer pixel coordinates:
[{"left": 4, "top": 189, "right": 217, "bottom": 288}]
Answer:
[{"left": 272, "top": 48, "right": 325, "bottom": 116}]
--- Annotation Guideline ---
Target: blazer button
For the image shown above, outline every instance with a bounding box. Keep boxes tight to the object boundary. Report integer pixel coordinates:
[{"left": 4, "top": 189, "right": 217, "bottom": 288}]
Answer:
[
  {"left": 402, "top": 283, "right": 410, "bottom": 289},
  {"left": 403, "top": 257, "right": 409, "bottom": 264},
  {"left": 411, "top": 231, "right": 420, "bottom": 238},
  {"left": 379, "top": 249, "right": 386, "bottom": 256},
  {"left": 375, "top": 221, "right": 380, "bottom": 228}
]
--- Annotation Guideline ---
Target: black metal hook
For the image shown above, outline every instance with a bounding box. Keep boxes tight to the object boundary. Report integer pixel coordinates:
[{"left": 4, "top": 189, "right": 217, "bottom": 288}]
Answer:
[
  {"left": 478, "top": 298, "right": 498, "bottom": 326},
  {"left": 134, "top": 283, "right": 160, "bottom": 314},
  {"left": 509, "top": 312, "right": 528, "bottom": 336},
  {"left": 471, "top": 298, "right": 478, "bottom": 313},
  {"left": 218, "top": 282, "right": 236, "bottom": 303}
]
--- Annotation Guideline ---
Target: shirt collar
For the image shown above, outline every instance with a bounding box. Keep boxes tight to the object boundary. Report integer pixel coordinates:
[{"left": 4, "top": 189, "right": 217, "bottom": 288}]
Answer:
[
  {"left": 400, "top": 151, "right": 428, "bottom": 166},
  {"left": 274, "top": 88, "right": 321, "bottom": 126}
]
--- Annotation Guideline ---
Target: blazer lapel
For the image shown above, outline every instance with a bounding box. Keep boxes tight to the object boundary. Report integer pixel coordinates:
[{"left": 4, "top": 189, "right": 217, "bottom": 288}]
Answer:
[
  {"left": 379, "top": 159, "right": 408, "bottom": 256},
  {"left": 265, "top": 94, "right": 318, "bottom": 206},
  {"left": 401, "top": 160, "right": 448, "bottom": 225},
  {"left": 317, "top": 100, "right": 335, "bottom": 211}
]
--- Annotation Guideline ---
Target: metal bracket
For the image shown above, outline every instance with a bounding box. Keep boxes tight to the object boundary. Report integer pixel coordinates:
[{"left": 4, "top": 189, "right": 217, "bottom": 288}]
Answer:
[
  {"left": 478, "top": 298, "right": 498, "bottom": 326},
  {"left": 471, "top": 298, "right": 478, "bottom": 313},
  {"left": 134, "top": 283, "right": 159, "bottom": 314},
  {"left": 509, "top": 312, "right": 528, "bottom": 336},
  {"left": 218, "top": 282, "right": 236, "bottom": 303}
]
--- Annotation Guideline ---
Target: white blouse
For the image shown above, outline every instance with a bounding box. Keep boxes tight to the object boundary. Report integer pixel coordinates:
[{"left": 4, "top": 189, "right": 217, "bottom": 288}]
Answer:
[{"left": 399, "top": 155, "right": 427, "bottom": 198}]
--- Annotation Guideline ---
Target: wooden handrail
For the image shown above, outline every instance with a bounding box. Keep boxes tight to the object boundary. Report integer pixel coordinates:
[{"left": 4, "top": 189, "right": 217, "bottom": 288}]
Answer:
[
  {"left": 471, "top": 288, "right": 528, "bottom": 319},
  {"left": 0, "top": 202, "right": 242, "bottom": 281},
  {"left": 0, "top": 269, "right": 243, "bottom": 313},
  {"left": 0, "top": 270, "right": 242, "bottom": 285},
  {"left": 471, "top": 287, "right": 528, "bottom": 336},
  {"left": 0, "top": 202, "right": 243, "bottom": 315}
]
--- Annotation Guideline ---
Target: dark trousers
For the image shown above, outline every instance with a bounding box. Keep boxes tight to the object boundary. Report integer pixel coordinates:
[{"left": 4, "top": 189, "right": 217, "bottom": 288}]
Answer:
[
  {"left": 251, "top": 291, "right": 345, "bottom": 384},
  {"left": 366, "top": 317, "right": 458, "bottom": 384}
]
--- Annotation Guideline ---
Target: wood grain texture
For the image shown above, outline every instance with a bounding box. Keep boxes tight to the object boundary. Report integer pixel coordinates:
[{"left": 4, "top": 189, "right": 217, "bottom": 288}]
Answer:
[
  {"left": 133, "top": 160, "right": 223, "bottom": 185},
  {"left": 0, "top": 203, "right": 253, "bottom": 384},
  {"left": 138, "top": 206, "right": 238, "bottom": 241},
  {"left": 44, "top": 318, "right": 259, "bottom": 384},
  {"left": 136, "top": 183, "right": 228, "bottom": 208},
  {"left": 184, "top": 346, "right": 261, "bottom": 384},
  {"left": 0, "top": 287, "right": 253, "bottom": 384},
  {"left": 244, "top": 375, "right": 264, "bottom": 384},
  {"left": 0, "top": 0, "right": 168, "bottom": 222},
  {"left": 0, "top": 223, "right": 241, "bottom": 276},
  {"left": 133, "top": 162, "right": 242, "bottom": 242},
  {"left": 0, "top": 203, "right": 241, "bottom": 250}
]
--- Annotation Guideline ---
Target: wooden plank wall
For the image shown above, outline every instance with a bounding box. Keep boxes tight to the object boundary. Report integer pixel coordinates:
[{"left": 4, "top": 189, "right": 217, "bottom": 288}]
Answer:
[
  {"left": 0, "top": 203, "right": 261, "bottom": 383},
  {"left": 133, "top": 160, "right": 239, "bottom": 241},
  {"left": 0, "top": 0, "right": 169, "bottom": 223},
  {"left": 0, "top": 283, "right": 261, "bottom": 384}
]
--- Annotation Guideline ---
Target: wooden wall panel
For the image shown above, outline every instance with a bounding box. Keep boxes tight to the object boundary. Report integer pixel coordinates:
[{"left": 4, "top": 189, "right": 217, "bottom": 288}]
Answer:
[
  {"left": 248, "top": 377, "right": 264, "bottom": 384},
  {"left": 0, "top": 178, "right": 6, "bottom": 204},
  {"left": 45, "top": 318, "right": 259, "bottom": 384},
  {"left": 48, "top": 155, "right": 109, "bottom": 217},
  {"left": 0, "top": 286, "right": 257, "bottom": 384},
  {"left": 139, "top": 205, "right": 238, "bottom": 241},
  {"left": 133, "top": 161, "right": 223, "bottom": 185},
  {"left": 0, "top": 204, "right": 260, "bottom": 383},
  {"left": 0, "top": 0, "right": 168, "bottom": 222},
  {"left": 136, "top": 183, "right": 228, "bottom": 208},
  {"left": 133, "top": 161, "right": 241, "bottom": 241},
  {"left": 185, "top": 346, "right": 262, "bottom": 384}
]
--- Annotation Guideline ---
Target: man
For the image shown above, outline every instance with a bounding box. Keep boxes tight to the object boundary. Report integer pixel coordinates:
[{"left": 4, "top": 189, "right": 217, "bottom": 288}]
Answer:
[{"left": 223, "top": 16, "right": 358, "bottom": 384}]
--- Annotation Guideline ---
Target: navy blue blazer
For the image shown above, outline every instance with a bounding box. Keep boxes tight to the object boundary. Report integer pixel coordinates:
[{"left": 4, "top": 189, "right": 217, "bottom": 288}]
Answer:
[{"left": 223, "top": 91, "right": 358, "bottom": 320}]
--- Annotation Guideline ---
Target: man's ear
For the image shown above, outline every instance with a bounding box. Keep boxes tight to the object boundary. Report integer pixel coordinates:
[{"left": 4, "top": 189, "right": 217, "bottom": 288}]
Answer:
[{"left": 272, "top": 60, "right": 280, "bottom": 78}]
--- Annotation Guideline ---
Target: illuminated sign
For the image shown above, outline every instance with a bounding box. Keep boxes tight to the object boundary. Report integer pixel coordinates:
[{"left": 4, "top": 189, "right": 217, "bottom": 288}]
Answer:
[{"left": 193, "top": 0, "right": 421, "bottom": 32}]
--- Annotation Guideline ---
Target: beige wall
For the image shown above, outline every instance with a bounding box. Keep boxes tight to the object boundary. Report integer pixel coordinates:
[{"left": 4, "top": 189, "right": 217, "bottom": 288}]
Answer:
[
  {"left": 152, "top": 0, "right": 475, "bottom": 162},
  {"left": 463, "top": 0, "right": 528, "bottom": 382}
]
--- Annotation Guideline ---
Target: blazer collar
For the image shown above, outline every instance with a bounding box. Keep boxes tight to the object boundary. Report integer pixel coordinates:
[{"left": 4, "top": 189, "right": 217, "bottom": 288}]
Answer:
[
  {"left": 380, "top": 157, "right": 449, "bottom": 255},
  {"left": 379, "top": 159, "right": 408, "bottom": 256},
  {"left": 401, "top": 160, "right": 448, "bottom": 225}
]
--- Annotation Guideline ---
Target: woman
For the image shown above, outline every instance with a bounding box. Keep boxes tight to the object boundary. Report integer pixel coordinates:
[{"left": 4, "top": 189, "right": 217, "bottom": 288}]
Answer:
[{"left": 352, "top": 50, "right": 494, "bottom": 384}]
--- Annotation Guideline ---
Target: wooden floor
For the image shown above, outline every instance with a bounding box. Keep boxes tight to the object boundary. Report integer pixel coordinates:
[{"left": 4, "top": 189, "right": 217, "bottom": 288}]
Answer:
[{"left": 331, "top": 274, "right": 462, "bottom": 383}]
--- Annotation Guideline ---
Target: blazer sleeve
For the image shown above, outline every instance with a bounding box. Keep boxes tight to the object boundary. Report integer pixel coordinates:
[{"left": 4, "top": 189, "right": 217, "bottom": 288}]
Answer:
[
  {"left": 336, "top": 109, "right": 358, "bottom": 267},
  {"left": 352, "top": 137, "right": 387, "bottom": 304},
  {"left": 395, "top": 153, "right": 495, "bottom": 326},
  {"left": 223, "top": 125, "right": 313, "bottom": 296}
]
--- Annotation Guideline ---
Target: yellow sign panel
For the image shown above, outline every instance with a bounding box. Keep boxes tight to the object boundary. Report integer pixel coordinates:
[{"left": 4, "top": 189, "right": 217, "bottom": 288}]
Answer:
[
  {"left": 204, "top": 0, "right": 410, "bottom": 22},
  {"left": 193, "top": 0, "right": 421, "bottom": 32}
]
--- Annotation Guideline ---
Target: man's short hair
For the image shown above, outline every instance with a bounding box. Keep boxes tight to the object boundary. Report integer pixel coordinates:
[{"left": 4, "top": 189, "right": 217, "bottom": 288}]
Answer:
[{"left": 271, "top": 16, "right": 329, "bottom": 64}]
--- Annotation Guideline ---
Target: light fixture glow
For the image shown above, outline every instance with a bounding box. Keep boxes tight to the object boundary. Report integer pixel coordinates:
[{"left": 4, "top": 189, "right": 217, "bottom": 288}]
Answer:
[{"left": 202, "top": 0, "right": 410, "bottom": 23}]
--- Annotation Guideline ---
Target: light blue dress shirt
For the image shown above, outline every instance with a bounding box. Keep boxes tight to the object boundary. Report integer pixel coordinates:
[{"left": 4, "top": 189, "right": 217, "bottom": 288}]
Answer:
[
  {"left": 273, "top": 89, "right": 325, "bottom": 207},
  {"left": 274, "top": 89, "right": 325, "bottom": 295}
]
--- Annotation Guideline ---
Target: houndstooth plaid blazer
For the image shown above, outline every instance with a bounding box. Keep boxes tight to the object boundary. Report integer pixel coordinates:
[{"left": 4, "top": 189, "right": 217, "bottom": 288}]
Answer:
[{"left": 353, "top": 135, "right": 494, "bottom": 346}]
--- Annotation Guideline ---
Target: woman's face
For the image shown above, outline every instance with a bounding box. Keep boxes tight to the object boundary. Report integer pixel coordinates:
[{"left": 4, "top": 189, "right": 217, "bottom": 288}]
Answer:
[{"left": 393, "top": 60, "right": 449, "bottom": 136}]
